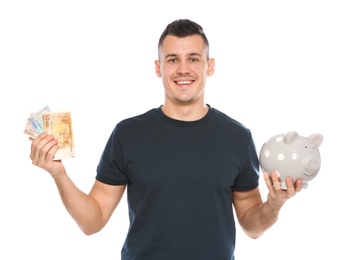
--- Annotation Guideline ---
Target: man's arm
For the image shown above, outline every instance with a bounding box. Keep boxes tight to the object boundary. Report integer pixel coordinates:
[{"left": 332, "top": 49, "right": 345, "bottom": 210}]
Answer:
[
  {"left": 30, "top": 132, "right": 126, "bottom": 235},
  {"left": 233, "top": 171, "right": 303, "bottom": 239},
  {"left": 55, "top": 175, "right": 126, "bottom": 235}
]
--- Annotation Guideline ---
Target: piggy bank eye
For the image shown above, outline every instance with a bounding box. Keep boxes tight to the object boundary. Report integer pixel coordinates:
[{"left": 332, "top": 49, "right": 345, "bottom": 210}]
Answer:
[{"left": 305, "top": 145, "right": 317, "bottom": 149}]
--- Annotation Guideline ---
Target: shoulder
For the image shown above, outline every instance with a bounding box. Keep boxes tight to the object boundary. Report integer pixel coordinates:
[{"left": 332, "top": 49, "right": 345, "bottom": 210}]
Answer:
[
  {"left": 108, "top": 107, "right": 163, "bottom": 140},
  {"left": 117, "top": 107, "right": 160, "bottom": 128},
  {"left": 210, "top": 107, "right": 251, "bottom": 136}
]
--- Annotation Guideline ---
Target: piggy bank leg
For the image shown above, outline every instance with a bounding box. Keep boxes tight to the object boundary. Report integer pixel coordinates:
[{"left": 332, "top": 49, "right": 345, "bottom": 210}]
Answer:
[
  {"left": 281, "top": 181, "right": 308, "bottom": 189},
  {"left": 281, "top": 182, "right": 287, "bottom": 190}
]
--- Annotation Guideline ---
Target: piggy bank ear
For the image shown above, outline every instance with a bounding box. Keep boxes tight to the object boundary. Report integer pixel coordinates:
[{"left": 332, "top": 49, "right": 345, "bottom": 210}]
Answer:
[
  {"left": 284, "top": 131, "right": 299, "bottom": 145},
  {"left": 309, "top": 133, "right": 324, "bottom": 147}
]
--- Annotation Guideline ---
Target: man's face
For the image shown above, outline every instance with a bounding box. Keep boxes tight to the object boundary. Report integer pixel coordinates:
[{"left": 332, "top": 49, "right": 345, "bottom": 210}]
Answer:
[{"left": 155, "top": 35, "right": 215, "bottom": 105}]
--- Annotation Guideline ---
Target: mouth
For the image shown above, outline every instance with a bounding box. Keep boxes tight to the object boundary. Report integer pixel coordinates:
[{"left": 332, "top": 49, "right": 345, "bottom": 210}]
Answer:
[
  {"left": 303, "top": 172, "right": 315, "bottom": 177},
  {"left": 174, "top": 80, "right": 194, "bottom": 86}
]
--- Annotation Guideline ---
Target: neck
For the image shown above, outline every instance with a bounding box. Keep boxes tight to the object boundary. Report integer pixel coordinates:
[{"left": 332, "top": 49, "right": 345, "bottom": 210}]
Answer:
[{"left": 161, "top": 102, "right": 209, "bottom": 121}]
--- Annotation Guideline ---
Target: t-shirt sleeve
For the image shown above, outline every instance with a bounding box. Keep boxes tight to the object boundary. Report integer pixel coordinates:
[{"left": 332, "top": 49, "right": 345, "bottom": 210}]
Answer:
[
  {"left": 232, "top": 132, "right": 260, "bottom": 191},
  {"left": 96, "top": 125, "right": 129, "bottom": 185}
]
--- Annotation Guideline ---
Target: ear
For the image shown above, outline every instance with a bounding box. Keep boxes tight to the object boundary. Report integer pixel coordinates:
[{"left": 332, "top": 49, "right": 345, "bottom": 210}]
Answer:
[
  {"left": 309, "top": 133, "right": 324, "bottom": 147},
  {"left": 155, "top": 60, "right": 161, "bottom": 78},
  {"left": 207, "top": 58, "right": 215, "bottom": 76},
  {"left": 284, "top": 131, "right": 299, "bottom": 145}
]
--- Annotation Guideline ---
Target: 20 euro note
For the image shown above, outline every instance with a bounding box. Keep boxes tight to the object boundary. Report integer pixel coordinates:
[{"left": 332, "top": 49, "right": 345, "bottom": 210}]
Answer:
[
  {"left": 42, "top": 111, "right": 75, "bottom": 160},
  {"left": 28, "top": 105, "right": 52, "bottom": 135}
]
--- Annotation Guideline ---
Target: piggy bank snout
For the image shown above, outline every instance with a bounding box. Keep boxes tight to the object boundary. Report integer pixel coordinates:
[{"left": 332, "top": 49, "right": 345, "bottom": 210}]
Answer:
[{"left": 304, "top": 157, "right": 321, "bottom": 173}]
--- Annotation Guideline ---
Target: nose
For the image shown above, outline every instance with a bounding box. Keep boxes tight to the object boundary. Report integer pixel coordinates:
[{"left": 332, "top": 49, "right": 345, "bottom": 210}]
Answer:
[
  {"left": 176, "top": 60, "right": 191, "bottom": 74},
  {"left": 304, "top": 157, "right": 321, "bottom": 173}
]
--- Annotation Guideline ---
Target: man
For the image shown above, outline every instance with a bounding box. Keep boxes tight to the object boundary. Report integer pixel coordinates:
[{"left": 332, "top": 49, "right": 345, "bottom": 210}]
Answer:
[{"left": 30, "top": 19, "right": 302, "bottom": 260}]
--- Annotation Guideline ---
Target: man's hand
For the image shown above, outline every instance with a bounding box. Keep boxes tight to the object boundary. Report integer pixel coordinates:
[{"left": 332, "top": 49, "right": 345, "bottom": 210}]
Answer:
[
  {"left": 264, "top": 171, "right": 303, "bottom": 209},
  {"left": 30, "top": 132, "right": 64, "bottom": 177}
]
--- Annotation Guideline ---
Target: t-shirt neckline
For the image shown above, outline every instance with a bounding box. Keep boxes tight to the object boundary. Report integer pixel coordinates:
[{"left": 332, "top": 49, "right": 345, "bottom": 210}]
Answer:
[{"left": 155, "top": 104, "right": 214, "bottom": 127}]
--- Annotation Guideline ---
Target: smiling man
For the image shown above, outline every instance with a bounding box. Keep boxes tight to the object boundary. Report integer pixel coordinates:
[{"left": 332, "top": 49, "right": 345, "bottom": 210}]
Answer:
[
  {"left": 155, "top": 33, "right": 214, "bottom": 122},
  {"left": 30, "top": 19, "right": 303, "bottom": 260}
]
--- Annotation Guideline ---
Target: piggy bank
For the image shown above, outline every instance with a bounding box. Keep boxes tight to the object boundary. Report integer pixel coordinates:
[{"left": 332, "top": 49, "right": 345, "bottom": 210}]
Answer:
[{"left": 259, "top": 131, "right": 323, "bottom": 189}]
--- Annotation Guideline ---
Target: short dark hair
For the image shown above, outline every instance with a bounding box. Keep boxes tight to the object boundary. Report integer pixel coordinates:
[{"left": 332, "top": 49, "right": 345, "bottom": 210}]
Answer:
[{"left": 158, "top": 19, "right": 210, "bottom": 59}]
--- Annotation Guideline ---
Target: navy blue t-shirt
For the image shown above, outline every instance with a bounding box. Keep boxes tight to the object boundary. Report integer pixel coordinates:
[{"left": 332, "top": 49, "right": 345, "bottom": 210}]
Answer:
[{"left": 96, "top": 105, "right": 260, "bottom": 260}]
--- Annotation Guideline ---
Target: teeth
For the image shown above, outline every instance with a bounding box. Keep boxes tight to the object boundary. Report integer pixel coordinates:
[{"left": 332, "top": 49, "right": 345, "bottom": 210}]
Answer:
[{"left": 177, "top": 81, "right": 191, "bottom": 85}]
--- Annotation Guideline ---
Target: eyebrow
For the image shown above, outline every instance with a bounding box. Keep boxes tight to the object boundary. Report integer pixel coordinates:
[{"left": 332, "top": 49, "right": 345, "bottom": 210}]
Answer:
[{"left": 164, "top": 52, "right": 203, "bottom": 59}]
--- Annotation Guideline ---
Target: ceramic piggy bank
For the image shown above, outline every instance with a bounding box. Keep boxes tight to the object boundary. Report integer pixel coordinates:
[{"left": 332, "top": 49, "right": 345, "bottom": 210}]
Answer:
[{"left": 259, "top": 131, "right": 323, "bottom": 189}]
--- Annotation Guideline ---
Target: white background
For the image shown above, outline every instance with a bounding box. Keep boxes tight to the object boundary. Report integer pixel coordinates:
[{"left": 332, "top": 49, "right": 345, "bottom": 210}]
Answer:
[{"left": 1, "top": 1, "right": 349, "bottom": 259}]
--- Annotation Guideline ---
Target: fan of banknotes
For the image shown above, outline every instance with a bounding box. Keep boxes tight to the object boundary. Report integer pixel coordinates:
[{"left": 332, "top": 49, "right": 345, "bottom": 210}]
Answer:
[{"left": 24, "top": 105, "right": 75, "bottom": 160}]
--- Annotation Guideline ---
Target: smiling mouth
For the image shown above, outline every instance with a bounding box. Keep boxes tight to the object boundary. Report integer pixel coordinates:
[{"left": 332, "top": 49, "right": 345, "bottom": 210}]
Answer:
[
  {"left": 175, "top": 80, "right": 193, "bottom": 85},
  {"left": 303, "top": 172, "right": 315, "bottom": 177}
]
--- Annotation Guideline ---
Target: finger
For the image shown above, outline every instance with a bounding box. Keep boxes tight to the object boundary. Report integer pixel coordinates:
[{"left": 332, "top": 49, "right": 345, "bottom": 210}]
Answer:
[
  {"left": 30, "top": 132, "right": 48, "bottom": 160},
  {"left": 263, "top": 172, "right": 275, "bottom": 192},
  {"left": 270, "top": 171, "right": 282, "bottom": 190},
  {"left": 294, "top": 178, "right": 303, "bottom": 192},
  {"left": 285, "top": 177, "right": 297, "bottom": 197},
  {"left": 263, "top": 172, "right": 271, "bottom": 185},
  {"left": 31, "top": 134, "right": 57, "bottom": 164},
  {"left": 39, "top": 140, "right": 58, "bottom": 161},
  {"left": 31, "top": 134, "right": 53, "bottom": 162}
]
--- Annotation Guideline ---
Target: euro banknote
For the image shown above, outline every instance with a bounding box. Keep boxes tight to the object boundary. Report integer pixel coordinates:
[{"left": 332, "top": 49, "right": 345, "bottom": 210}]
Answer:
[
  {"left": 27, "top": 105, "right": 52, "bottom": 135},
  {"left": 24, "top": 106, "right": 75, "bottom": 160},
  {"left": 24, "top": 113, "right": 37, "bottom": 140},
  {"left": 42, "top": 111, "right": 75, "bottom": 160}
]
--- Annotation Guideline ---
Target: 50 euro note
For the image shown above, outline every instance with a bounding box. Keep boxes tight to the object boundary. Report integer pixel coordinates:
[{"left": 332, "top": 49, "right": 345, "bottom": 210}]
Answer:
[{"left": 42, "top": 111, "right": 75, "bottom": 160}]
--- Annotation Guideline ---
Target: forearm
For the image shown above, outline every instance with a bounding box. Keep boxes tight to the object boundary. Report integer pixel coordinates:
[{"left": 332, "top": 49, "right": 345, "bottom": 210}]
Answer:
[
  {"left": 30, "top": 133, "right": 108, "bottom": 234},
  {"left": 235, "top": 172, "right": 302, "bottom": 239},
  {"left": 52, "top": 171, "right": 104, "bottom": 235},
  {"left": 240, "top": 200, "right": 282, "bottom": 239}
]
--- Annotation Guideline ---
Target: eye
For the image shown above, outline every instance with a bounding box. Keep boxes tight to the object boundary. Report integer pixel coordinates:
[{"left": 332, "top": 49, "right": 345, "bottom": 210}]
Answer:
[
  {"left": 167, "top": 58, "right": 178, "bottom": 63},
  {"left": 189, "top": 58, "right": 199, "bottom": 62}
]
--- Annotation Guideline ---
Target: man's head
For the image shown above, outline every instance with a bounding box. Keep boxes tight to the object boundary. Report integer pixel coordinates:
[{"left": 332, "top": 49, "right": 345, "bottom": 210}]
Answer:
[
  {"left": 155, "top": 19, "right": 215, "bottom": 110},
  {"left": 158, "top": 19, "right": 210, "bottom": 60}
]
